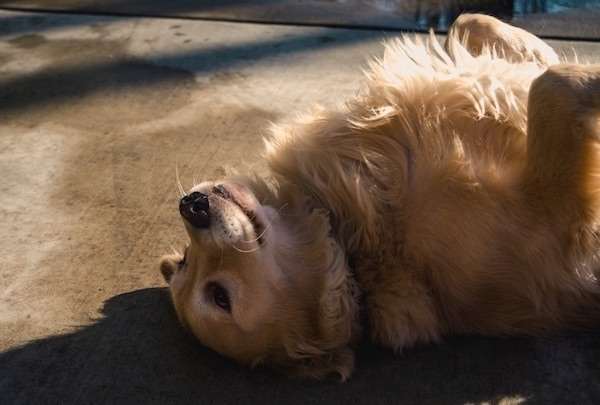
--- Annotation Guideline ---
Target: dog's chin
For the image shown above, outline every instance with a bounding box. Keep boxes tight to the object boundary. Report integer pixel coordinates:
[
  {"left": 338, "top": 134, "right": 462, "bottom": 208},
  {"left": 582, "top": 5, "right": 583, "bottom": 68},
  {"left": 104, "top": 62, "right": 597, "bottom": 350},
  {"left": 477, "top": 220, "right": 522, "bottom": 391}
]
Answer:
[{"left": 187, "top": 180, "right": 269, "bottom": 247}]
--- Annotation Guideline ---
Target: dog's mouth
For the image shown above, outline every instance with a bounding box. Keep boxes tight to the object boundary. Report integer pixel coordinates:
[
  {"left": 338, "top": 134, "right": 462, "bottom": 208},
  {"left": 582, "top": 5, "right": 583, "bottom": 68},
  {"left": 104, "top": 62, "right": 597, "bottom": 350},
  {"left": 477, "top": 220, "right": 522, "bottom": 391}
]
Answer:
[{"left": 212, "top": 184, "right": 266, "bottom": 245}]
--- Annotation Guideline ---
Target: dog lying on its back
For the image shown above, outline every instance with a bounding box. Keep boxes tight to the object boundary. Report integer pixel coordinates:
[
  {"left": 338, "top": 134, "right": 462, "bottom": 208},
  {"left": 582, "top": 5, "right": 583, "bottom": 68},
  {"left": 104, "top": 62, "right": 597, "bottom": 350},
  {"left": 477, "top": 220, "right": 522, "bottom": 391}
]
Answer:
[{"left": 160, "top": 14, "right": 600, "bottom": 381}]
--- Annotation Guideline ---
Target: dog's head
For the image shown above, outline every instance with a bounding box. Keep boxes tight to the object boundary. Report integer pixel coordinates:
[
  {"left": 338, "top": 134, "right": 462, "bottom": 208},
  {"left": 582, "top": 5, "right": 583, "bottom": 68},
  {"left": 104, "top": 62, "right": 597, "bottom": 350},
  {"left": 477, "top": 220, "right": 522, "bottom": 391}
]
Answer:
[{"left": 160, "top": 180, "right": 362, "bottom": 381}]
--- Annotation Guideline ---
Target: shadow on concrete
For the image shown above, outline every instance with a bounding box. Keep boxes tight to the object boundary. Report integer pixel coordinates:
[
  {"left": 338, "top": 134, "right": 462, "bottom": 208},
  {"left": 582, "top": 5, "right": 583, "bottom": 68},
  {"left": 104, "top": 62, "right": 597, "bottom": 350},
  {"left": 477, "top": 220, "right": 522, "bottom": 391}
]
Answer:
[
  {"left": 1, "top": 287, "right": 598, "bottom": 403},
  {"left": 0, "top": 16, "right": 382, "bottom": 115},
  {"left": 0, "top": 10, "right": 127, "bottom": 39}
]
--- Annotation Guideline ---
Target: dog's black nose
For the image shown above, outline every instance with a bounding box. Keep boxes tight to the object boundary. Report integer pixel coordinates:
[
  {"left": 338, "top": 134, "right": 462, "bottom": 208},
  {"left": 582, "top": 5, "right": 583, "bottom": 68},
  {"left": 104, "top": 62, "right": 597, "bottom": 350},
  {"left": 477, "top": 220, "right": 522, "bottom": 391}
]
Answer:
[{"left": 179, "top": 192, "right": 210, "bottom": 228}]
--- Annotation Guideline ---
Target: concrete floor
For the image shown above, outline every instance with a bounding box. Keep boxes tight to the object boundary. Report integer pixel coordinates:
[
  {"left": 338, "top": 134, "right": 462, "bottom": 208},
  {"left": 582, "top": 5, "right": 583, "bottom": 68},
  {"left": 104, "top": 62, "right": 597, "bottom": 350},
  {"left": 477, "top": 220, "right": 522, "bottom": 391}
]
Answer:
[
  {"left": 1, "top": 0, "right": 600, "bottom": 38},
  {"left": 0, "top": 5, "right": 599, "bottom": 404}
]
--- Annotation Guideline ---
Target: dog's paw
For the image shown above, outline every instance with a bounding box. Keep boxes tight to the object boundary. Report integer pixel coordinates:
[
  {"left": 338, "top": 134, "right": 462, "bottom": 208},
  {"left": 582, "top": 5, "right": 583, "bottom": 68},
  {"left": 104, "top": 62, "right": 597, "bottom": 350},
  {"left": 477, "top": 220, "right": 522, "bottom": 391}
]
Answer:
[
  {"left": 447, "top": 13, "right": 559, "bottom": 66},
  {"left": 366, "top": 279, "right": 441, "bottom": 350}
]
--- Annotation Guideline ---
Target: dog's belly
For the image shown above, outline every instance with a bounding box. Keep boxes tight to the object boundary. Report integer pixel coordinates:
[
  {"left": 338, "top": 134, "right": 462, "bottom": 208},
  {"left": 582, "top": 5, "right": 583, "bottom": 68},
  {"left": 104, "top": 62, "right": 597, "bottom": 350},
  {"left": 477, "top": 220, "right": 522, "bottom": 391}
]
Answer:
[
  {"left": 401, "top": 178, "right": 600, "bottom": 334},
  {"left": 346, "top": 166, "right": 545, "bottom": 336}
]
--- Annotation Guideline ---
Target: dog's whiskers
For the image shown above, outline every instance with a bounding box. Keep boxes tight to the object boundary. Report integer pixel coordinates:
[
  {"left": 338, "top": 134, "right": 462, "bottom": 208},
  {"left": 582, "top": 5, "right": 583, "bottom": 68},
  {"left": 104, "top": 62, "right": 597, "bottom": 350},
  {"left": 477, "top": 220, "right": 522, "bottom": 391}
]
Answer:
[
  {"left": 231, "top": 244, "right": 262, "bottom": 254},
  {"left": 233, "top": 230, "right": 271, "bottom": 253},
  {"left": 241, "top": 204, "right": 288, "bottom": 247},
  {"left": 230, "top": 205, "right": 289, "bottom": 253},
  {"left": 169, "top": 243, "right": 185, "bottom": 257},
  {"left": 175, "top": 164, "right": 186, "bottom": 197},
  {"left": 192, "top": 172, "right": 197, "bottom": 189}
]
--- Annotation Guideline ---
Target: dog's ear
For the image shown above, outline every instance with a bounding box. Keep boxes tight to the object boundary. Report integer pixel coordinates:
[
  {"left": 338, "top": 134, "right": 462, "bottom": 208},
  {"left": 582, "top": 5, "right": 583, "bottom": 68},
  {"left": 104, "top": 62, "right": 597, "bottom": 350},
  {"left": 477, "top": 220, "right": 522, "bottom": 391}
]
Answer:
[
  {"left": 318, "top": 235, "right": 363, "bottom": 343},
  {"left": 278, "top": 233, "right": 362, "bottom": 382},
  {"left": 159, "top": 254, "right": 181, "bottom": 282},
  {"left": 263, "top": 207, "right": 362, "bottom": 381}
]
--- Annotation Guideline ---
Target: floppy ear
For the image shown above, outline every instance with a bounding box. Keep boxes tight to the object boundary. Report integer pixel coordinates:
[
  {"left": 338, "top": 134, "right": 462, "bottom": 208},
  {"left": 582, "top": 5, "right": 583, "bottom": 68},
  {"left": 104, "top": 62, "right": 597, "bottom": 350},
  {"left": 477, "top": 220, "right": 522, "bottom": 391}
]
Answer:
[
  {"left": 276, "top": 232, "right": 363, "bottom": 382},
  {"left": 159, "top": 254, "right": 181, "bottom": 282}
]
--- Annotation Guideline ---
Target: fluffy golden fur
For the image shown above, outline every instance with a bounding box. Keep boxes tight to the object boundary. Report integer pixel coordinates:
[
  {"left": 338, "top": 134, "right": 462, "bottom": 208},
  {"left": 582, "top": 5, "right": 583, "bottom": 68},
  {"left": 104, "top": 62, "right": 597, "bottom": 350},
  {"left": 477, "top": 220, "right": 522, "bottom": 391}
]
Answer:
[{"left": 160, "top": 14, "right": 600, "bottom": 381}]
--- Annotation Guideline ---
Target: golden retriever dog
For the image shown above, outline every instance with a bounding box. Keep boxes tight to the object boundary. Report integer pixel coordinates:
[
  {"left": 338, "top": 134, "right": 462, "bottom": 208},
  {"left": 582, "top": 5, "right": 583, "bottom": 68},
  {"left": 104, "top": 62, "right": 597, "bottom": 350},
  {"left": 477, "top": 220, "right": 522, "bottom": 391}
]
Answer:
[{"left": 160, "top": 14, "right": 600, "bottom": 381}]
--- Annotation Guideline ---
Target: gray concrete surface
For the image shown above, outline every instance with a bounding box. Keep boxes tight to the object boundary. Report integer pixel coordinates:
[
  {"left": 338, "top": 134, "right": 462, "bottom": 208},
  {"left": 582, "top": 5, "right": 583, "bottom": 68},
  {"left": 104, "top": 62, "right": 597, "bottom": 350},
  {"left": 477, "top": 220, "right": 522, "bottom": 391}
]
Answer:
[{"left": 0, "top": 7, "right": 599, "bottom": 404}]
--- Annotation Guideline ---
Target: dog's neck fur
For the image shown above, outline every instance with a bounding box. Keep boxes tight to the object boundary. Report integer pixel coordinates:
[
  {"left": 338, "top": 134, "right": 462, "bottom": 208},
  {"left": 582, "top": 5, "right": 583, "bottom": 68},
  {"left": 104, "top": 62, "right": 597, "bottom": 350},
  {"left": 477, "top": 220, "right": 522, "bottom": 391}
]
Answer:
[
  {"left": 265, "top": 111, "right": 405, "bottom": 260},
  {"left": 246, "top": 176, "right": 367, "bottom": 340}
]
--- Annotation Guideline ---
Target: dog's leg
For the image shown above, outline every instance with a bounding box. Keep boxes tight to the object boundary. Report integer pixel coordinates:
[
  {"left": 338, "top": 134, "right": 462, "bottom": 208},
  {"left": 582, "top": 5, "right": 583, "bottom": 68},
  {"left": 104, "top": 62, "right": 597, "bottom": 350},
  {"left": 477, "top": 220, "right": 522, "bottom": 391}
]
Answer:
[
  {"left": 526, "top": 63, "right": 600, "bottom": 222},
  {"left": 446, "top": 14, "right": 559, "bottom": 66}
]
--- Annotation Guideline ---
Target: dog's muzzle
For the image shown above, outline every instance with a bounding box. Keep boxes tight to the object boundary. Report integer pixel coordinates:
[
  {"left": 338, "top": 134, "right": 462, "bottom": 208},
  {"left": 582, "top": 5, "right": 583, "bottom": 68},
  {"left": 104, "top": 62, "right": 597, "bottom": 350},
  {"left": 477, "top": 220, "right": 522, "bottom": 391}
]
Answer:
[{"left": 179, "top": 192, "right": 210, "bottom": 228}]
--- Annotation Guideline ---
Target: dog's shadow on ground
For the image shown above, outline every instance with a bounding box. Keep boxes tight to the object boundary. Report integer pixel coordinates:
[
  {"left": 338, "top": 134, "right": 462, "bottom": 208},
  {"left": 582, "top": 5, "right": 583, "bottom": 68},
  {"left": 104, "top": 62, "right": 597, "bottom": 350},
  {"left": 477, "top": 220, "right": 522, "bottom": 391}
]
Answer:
[{"left": 1, "top": 288, "right": 598, "bottom": 403}]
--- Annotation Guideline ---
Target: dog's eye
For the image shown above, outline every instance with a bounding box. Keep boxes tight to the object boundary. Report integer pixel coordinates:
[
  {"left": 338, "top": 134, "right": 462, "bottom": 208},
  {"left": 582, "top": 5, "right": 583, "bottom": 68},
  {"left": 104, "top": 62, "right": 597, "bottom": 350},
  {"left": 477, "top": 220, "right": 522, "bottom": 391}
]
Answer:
[{"left": 211, "top": 284, "right": 231, "bottom": 311}]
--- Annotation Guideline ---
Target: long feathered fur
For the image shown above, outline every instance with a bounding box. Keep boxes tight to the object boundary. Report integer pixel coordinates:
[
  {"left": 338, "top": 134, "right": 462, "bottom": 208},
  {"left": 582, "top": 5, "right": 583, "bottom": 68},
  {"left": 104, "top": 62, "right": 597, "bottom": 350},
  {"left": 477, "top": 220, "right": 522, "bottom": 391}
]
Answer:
[{"left": 163, "top": 15, "right": 600, "bottom": 381}]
